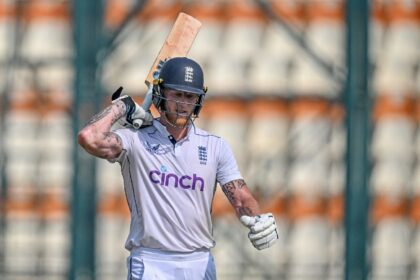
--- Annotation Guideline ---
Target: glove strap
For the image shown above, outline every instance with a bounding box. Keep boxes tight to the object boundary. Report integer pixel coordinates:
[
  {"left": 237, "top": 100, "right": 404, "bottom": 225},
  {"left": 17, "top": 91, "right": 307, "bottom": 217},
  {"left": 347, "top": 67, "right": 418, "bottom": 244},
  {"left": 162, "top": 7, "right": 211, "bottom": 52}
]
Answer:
[
  {"left": 111, "top": 87, "right": 135, "bottom": 117},
  {"left": 120, "top": 97, "right": 136, "bottom": 117}
]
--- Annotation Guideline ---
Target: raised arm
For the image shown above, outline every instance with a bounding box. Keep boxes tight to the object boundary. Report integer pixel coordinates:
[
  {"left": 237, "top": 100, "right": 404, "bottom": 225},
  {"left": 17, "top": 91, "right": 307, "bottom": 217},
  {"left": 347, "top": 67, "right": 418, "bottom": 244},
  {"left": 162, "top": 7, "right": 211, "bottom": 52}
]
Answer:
[
  {"left": 221, "top": 179, "right": 261, "bottom": 217},
  {"left": 77, "top": 101, "right": 126, "bottom": 159}
]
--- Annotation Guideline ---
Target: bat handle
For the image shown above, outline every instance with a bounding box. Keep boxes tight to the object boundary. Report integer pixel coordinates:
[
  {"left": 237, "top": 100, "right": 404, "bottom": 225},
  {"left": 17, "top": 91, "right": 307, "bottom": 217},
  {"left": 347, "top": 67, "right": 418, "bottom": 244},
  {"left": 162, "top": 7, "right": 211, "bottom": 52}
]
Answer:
[
  {"left": 133, "top": 119, "right": 143, "bottom": 129},
  {"left": 142, "top": 87, "right": 154, "bottom": 110},
  {"left": 133, "top": 87, "right": 154, "bottom": 129},
  {"left": 133, "top": 111, "right": 153, "bottom": 129}
]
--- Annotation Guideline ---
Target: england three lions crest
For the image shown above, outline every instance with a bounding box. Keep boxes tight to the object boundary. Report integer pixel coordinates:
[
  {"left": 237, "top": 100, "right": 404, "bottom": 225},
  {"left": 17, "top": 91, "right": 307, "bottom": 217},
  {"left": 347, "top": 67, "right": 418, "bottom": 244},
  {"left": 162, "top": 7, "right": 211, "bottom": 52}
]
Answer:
[{"left": 198, "top": 146, "right": 207, "bottom": 165}]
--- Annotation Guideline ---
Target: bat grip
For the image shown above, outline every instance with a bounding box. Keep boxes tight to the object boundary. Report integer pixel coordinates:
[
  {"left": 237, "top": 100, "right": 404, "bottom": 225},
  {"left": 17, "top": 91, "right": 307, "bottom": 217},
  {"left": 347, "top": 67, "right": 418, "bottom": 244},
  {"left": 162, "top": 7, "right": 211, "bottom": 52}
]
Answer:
[
  {"left": 141, "top": 87, "right": 154, "bottom": 110},
  {"left": 133, "top": 87, "right": 154, "bottom": 129}
]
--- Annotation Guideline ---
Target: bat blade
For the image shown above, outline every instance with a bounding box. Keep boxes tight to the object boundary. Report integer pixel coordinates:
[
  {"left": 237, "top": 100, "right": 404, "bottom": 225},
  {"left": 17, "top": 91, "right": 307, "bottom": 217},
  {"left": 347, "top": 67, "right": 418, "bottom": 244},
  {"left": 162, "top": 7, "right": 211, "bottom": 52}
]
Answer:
[
  {"left": 144, "top": 12, "right": 202, "bottom": 87},
  {"left": 133, "top": 12, "right": 201, "bottom": 128}
]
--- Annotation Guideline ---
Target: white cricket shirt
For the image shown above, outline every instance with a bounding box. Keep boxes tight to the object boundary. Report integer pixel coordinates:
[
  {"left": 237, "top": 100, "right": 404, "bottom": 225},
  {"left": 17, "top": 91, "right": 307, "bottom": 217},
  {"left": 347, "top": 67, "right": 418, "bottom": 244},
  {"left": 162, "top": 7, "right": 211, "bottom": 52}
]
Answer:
[{"left": 113, "top": 119, "right": 242, "bottom": 253}]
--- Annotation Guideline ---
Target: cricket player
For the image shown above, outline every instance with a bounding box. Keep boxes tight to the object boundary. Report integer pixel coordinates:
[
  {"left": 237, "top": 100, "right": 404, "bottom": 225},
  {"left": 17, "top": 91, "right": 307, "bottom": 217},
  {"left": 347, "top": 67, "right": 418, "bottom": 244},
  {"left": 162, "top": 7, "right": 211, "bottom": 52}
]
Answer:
[{"left": 78, "top": 57, "right": 278, "bottom": 280}]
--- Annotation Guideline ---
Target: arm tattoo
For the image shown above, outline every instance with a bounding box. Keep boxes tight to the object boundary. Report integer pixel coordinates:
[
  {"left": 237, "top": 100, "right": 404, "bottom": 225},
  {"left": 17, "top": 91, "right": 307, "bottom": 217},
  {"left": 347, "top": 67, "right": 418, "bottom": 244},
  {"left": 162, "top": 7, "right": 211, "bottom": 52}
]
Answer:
[
  {"left": 222, "top": 179, "right": 259, "bottom": 217},
  {"left": 222, "top": 182, "right": 236, "bottom": 204},
  {"left": 222, "top": 179, "right": 245, "bottom": 205},
  {"left": 238, "top": 206, "right": 253, "bottom": 216},
  {"left": 103, "top": 132, "right": 122, "bottom": 146},
  {"left": 84, "top": 106, "right": 113, "bottom": 127},
  {"left": 84, "top": 101, "right": 126, "bottom": 128},
  {"left": 94, "top": 132, "right": 122, "bottom": 159}
]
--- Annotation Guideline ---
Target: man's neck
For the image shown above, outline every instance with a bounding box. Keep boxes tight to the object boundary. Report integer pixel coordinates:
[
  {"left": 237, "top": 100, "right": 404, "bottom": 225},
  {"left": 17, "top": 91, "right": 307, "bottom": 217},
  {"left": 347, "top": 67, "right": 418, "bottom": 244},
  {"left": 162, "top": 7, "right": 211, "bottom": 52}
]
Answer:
[{"left": 159, "top": 118, "right": 189, "bottom": 141}]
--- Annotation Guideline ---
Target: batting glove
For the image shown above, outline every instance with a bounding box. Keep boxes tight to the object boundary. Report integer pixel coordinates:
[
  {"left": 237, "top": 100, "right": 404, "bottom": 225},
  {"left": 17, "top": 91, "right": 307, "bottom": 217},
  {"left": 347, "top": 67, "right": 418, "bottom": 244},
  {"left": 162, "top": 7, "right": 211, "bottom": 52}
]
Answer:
[
  {"left": 111, "top": 87, "right": 153, "bottom": 129},
  {"left": 240, "top": 213, "right": 279, "bottom": 250}
]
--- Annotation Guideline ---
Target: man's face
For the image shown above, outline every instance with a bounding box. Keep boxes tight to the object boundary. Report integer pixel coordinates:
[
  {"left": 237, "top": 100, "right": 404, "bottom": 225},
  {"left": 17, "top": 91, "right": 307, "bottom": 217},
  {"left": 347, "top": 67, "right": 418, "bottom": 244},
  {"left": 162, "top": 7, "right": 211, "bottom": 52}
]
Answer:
[{"left": 162, "top": 89, "right": 199, "bottom": 127}]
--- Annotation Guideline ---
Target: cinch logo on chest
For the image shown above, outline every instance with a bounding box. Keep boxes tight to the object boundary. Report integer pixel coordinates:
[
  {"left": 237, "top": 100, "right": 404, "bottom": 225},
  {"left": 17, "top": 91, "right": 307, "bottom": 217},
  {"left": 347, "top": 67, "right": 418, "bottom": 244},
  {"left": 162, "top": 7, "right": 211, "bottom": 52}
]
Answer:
[{"left": 149, "top": 167, "right": 205, "bottom": 192}]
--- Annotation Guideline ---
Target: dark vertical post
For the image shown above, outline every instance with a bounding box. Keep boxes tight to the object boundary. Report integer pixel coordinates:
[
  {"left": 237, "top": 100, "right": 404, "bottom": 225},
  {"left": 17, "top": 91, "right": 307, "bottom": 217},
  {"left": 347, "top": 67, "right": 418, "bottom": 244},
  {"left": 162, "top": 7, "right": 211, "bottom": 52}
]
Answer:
[
  {"left": 345, "top": 1, "right": 371, "bottom": 280},
  {"left": 0, "top": 1, "right": 24, "bottom": 274},
  {"left": 71, "top": 0, "right": 103, "bottom": 279}
]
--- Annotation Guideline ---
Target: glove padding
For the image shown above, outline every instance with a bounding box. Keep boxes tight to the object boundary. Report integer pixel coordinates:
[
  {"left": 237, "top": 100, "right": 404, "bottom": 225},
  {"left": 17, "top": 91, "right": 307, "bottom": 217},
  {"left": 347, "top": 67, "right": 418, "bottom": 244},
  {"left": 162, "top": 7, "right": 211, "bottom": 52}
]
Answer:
[
  {"left": 111, "top": 87, "right": 153, "bottom": 129},
  {"left": 240, "top": 213, "right": 279, "bottom": 250}
]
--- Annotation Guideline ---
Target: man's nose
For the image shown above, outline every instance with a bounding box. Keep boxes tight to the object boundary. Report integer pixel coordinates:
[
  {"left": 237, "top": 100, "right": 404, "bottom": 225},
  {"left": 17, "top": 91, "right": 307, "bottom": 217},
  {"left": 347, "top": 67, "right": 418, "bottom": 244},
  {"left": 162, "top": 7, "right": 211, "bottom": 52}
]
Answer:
[
  {"left": 177, "top": 94, "right": 190, "bottom": 103},
  {"left": 177, "top": 99, "right": 188, "bottom": 109}
]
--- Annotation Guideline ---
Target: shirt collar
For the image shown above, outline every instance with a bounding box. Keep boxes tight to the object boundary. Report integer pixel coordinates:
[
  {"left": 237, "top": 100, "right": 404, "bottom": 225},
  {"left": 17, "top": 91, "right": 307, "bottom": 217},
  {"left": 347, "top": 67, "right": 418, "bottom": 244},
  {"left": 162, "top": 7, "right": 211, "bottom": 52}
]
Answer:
[{"left": 153, "top": 119, "right": 194, "bottom": 143}]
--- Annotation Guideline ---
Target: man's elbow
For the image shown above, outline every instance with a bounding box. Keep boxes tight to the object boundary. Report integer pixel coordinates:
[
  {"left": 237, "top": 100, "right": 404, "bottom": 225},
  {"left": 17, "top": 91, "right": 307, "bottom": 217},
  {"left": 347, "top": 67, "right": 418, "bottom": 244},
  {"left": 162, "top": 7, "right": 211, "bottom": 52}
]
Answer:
[{"left": 78, "top": 129, "right": 95, "bottom": 151}]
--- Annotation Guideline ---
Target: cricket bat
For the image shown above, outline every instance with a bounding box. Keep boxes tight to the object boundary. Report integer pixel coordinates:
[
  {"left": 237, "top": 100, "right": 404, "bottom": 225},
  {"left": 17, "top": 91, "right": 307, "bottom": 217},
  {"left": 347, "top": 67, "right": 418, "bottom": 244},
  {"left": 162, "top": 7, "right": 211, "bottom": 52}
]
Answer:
[{"left": 133, "top": 12, "right": 202, "bottom": 128}]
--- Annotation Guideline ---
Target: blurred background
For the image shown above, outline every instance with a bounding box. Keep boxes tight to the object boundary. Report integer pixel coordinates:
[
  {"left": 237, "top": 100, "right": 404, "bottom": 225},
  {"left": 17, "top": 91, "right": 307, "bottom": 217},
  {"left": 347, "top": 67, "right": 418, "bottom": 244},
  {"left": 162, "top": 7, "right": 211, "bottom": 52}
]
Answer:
[{"left": 0, "top": 0, "right": 419, "bottom": 279}]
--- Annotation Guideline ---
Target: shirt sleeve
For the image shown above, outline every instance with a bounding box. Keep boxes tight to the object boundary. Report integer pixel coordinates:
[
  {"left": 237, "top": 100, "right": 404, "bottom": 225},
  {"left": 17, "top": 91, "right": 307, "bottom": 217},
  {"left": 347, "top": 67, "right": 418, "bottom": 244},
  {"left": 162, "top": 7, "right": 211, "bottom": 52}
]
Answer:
[
  {"left": 216, "top": 138, "right": 243, "bottom": 186},
  {"left": 108, "top": 128, "right": 134, "bottom": 163}
]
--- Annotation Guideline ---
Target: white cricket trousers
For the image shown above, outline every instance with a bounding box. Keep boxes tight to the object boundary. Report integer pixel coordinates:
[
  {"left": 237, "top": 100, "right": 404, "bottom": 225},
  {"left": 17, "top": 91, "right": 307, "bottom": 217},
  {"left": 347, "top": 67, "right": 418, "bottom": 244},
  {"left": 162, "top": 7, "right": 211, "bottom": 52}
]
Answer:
[{"left": 127, "top": 247, "right": 217, "bottom": 280}]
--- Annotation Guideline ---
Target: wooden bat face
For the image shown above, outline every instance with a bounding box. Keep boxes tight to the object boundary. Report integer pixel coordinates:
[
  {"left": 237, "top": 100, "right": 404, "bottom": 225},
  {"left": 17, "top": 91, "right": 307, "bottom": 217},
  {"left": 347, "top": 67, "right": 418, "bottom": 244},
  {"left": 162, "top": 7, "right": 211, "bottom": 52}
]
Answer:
[{"left": 144, "top": 12, "right": 202, "bottom": 87}]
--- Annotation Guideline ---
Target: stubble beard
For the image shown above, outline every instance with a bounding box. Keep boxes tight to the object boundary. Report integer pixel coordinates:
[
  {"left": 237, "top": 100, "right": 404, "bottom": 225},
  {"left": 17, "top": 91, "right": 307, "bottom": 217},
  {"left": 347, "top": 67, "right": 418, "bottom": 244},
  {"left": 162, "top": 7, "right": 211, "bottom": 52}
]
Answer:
[{"left": 162, "top": 111, "right": 189, "bottom": 128}]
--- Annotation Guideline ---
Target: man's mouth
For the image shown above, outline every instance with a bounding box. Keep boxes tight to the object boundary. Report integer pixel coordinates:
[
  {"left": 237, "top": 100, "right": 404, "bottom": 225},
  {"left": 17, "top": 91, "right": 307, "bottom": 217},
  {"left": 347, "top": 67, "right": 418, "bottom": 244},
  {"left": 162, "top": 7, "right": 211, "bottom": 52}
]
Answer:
[{"left": 176, "top": 111, "right": 189, "bottom": 117}]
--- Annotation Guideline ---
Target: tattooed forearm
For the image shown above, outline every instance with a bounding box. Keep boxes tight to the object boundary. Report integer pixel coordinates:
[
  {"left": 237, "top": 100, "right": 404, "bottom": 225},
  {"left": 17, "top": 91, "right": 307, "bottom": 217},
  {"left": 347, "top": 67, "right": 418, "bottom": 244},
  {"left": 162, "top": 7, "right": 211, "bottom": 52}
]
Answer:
[
  {"left": 84, "top": 101, "right": 126, "bottom": 128},
  {"left": 78, "top": 102, "right": 125, "bottom": 159},
  {"left": 222, "top": 182, "right": 236, "bottom": 204},
  {"left": 236, "top": 179, "right": 245, "bottom": 189},
  {"left": 85, "top": 106, "right": 113, "bottom": 127},
  {"left": 222, "top": 179, "right": 245, "bottom": 205},
  {"left": 222, "top": 179, "right": 260, "bottom": 217},
  {"left": 238, "top": 206, "right": 253, "bottom": 216}
]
